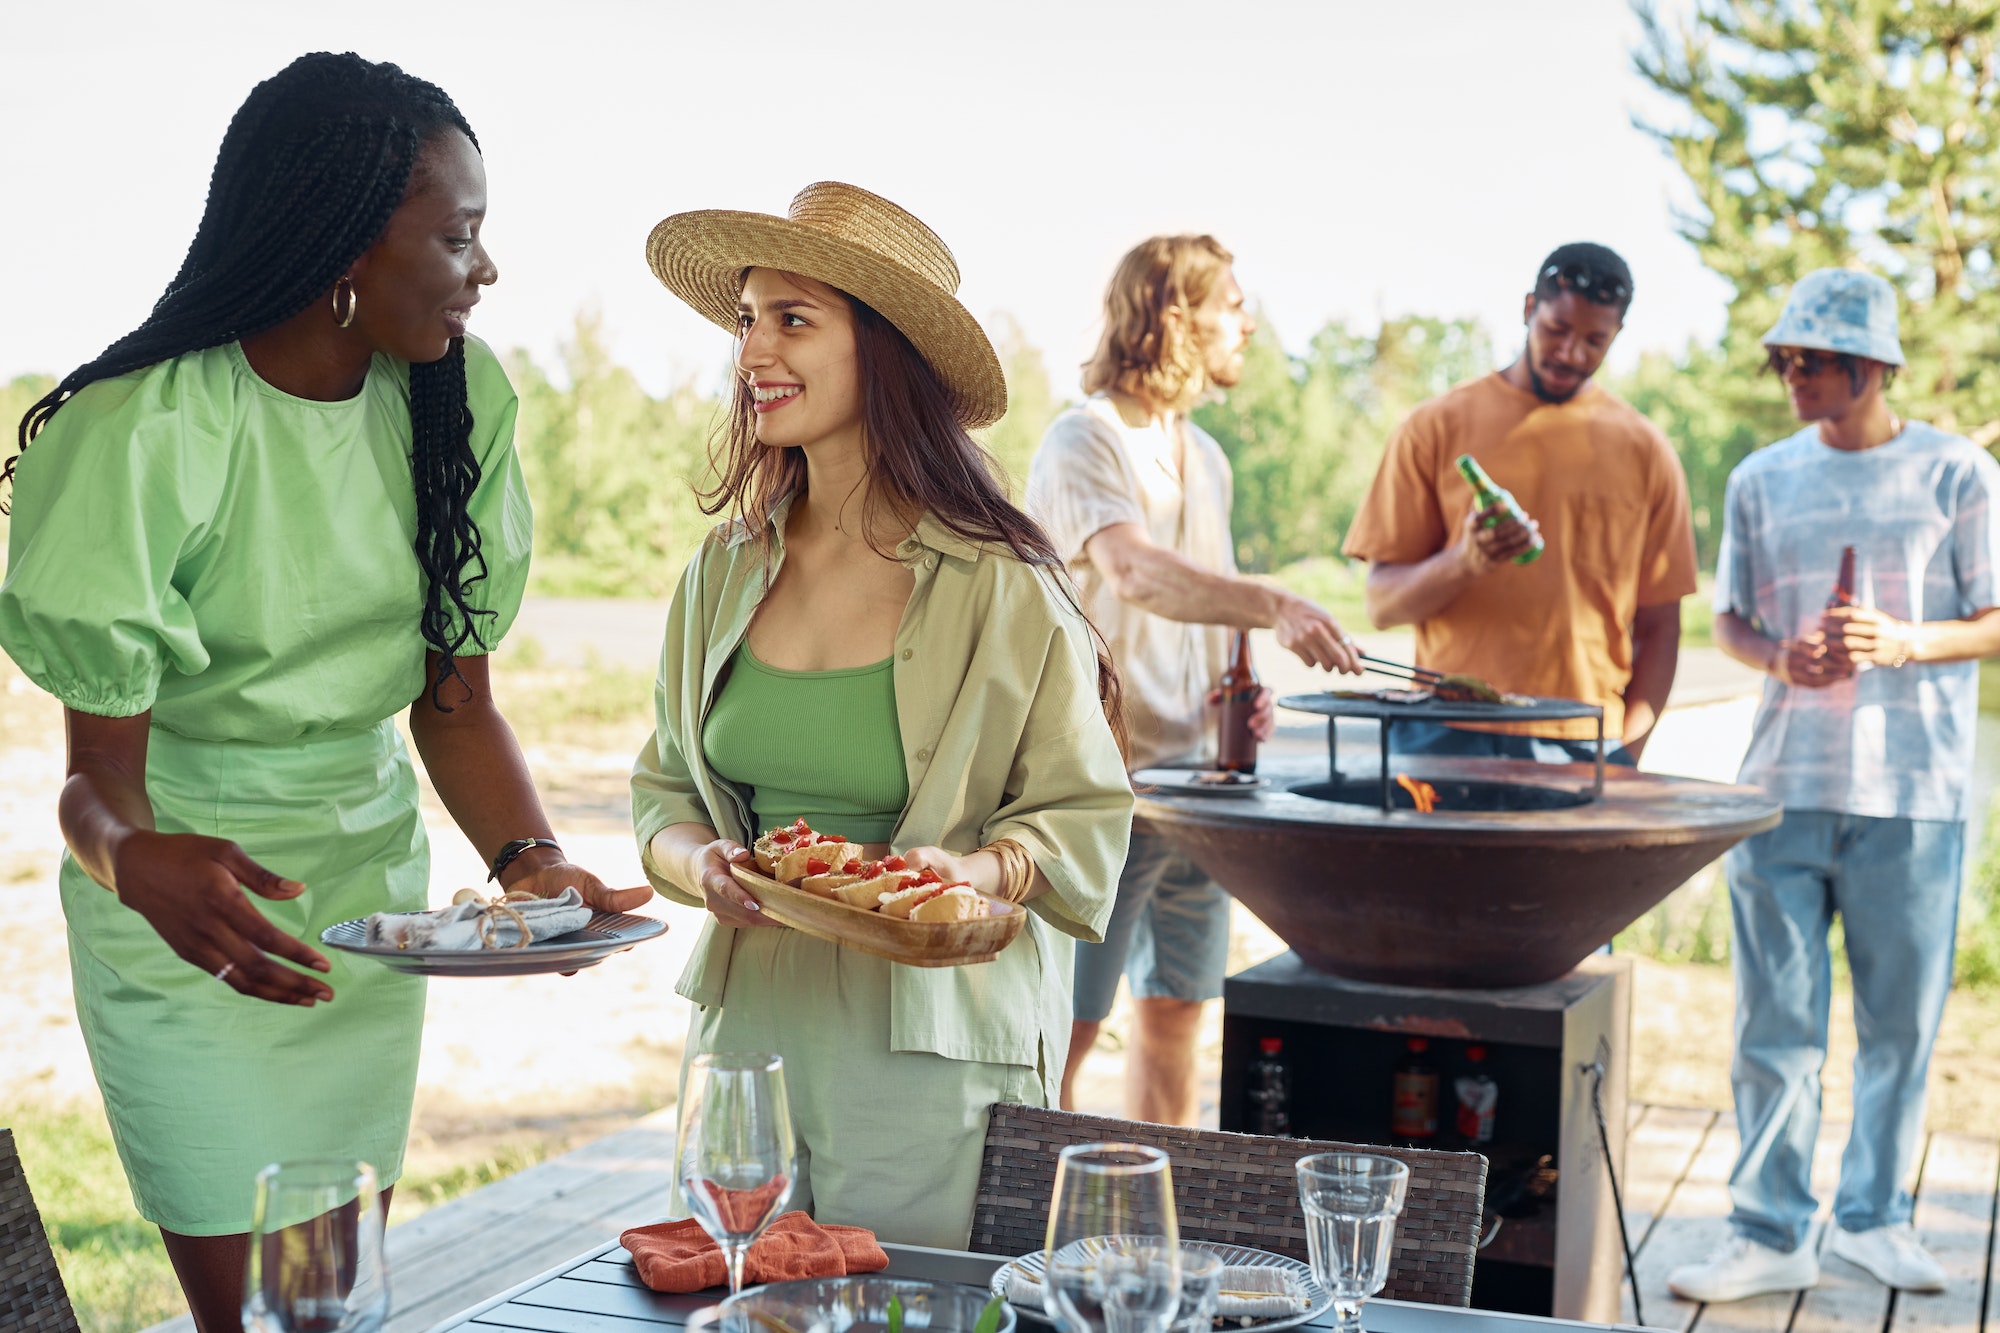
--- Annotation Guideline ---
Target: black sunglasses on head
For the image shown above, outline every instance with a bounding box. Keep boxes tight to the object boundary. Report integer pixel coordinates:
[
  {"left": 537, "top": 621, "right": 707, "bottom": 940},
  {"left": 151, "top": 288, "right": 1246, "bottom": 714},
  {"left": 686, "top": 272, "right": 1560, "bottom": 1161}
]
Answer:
[{"left": 1541, "top": 262, "right": 1631, "bottom": 304}]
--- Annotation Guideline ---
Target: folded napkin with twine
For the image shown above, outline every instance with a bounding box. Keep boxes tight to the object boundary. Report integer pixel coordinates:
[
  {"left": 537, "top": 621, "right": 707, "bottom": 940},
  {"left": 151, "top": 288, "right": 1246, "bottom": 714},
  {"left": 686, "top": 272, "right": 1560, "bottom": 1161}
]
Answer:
[
  {"left": 1211, "top": 1265, "right": 1309, "bottom": 1318},
  {"left": 364, "top": 888, "right": 593, "bottom": 951},
  {"left": 620, "top": 1212, "right": 889, "bottom": 1293},
  {"left": 1006, "top": 1261, "right": 1307, "bottom": 1320}
]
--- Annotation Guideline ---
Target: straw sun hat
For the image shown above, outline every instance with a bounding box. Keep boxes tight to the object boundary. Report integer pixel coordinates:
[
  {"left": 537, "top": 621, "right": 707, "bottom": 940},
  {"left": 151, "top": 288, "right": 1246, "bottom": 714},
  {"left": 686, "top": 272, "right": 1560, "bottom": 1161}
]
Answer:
[{"left": 646, "top": 181, "right": 1008, "bottom": 430}]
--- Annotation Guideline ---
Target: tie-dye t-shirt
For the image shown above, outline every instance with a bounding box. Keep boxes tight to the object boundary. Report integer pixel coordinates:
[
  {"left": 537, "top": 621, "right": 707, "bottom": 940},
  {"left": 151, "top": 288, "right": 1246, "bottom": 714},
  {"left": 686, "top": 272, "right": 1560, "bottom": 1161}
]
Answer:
[{"left": 1714, "top": 420, "right": 2000, "bottom": 820}]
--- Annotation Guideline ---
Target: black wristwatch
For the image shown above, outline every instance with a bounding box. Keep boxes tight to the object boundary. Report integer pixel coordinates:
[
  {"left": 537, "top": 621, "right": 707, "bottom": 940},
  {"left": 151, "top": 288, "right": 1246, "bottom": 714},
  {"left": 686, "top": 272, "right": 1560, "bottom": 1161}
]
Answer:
[{"left": 489, "top": 837, "right": 562, "bottom": 882}]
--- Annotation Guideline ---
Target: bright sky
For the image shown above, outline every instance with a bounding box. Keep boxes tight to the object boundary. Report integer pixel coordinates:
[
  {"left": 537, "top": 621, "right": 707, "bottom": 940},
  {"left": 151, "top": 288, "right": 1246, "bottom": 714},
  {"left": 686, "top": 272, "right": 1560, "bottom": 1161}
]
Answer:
[{"left": 1, "top": 0, "right": 1724, "bottom": 398}]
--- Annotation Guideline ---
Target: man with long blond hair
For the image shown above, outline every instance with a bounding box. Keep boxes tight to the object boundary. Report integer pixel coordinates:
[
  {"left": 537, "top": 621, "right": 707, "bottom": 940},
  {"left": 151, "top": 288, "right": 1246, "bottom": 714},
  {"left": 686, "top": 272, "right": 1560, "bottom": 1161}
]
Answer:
[{"left": 1026, "top": 235, "right": 1362, "bottom": 1125}]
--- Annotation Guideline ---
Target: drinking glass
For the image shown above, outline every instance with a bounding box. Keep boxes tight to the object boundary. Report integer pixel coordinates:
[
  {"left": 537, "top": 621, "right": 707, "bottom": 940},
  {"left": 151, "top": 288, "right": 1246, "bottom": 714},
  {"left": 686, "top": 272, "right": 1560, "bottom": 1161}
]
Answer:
[
  {"left": 241, "top": 1159, "right": 389, "bottom": 1333},
  {"left": 1167, "top": 1246, "right": 1222, "bottom": 1333},
  {"left": 1042, "top": 1143, "right": 1181, "bottom": 1333},
  {"left": 677, "top": 1051, "right": 797, "bottom": 1294},
  {"left": 1295, "top": 1153, "right": 1410, "bottom": 1333}
]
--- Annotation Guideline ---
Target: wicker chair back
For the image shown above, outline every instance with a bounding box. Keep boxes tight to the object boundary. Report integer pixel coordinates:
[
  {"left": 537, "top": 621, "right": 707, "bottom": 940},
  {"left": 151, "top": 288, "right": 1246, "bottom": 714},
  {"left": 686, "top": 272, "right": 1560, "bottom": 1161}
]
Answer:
[{"left": 969, "top": 1104, "right": 1486, "bottom": 1308}]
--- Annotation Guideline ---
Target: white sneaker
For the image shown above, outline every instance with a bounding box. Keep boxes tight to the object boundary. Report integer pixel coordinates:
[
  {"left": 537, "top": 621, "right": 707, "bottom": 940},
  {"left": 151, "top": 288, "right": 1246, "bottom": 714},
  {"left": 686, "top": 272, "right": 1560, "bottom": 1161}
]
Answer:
[
  {"left": 1830, "top": 1224, "right": 1947, "bottom": 1292},
  {"left": 1668, "top": 1232, "right": 1820, "bottom": 1303}
]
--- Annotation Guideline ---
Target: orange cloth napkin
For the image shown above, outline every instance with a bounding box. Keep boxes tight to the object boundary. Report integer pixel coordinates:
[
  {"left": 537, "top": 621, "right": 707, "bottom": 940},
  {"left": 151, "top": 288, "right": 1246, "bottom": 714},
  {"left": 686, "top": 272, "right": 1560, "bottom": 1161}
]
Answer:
[{"left": 621, "top": 1211, "right": 890, "bottom": 1293}]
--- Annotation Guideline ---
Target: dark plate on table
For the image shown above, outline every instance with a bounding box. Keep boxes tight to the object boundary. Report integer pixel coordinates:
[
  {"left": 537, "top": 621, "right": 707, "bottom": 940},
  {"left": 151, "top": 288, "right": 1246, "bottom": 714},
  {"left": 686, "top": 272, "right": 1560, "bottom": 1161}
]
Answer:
[
  {"left": 992, "top": 1242, "right": 1330, "bottom": 1332},
  {"left": 320, "top": 911, "right": 666, "bottom": 977},
  {"left": 1132, "top": 768, "right": 1270, "bottom": 798}
]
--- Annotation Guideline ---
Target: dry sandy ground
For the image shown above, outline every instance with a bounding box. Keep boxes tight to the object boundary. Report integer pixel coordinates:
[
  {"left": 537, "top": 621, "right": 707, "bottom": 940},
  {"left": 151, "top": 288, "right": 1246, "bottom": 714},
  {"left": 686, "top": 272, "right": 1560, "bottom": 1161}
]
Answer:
[{"left": 9, "top": 647, "right": 2000, "bottom": 1215}]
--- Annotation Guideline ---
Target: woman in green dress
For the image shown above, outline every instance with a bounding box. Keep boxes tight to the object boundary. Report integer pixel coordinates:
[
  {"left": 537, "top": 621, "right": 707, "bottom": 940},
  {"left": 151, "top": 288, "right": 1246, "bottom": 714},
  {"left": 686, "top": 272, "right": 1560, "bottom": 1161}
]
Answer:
[
  {"left": 632, "top": 182, "right": 1133, "bottom": 1247},
  {"left": 0, "top": 53, "right": 645, "bottom": 1332}
]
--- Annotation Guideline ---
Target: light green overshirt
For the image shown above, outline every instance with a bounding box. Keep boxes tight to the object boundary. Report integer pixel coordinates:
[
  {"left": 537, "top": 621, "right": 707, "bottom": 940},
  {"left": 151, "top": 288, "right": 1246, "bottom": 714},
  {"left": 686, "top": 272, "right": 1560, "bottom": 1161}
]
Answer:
[{"left": 631, "top": 498, "right": 1134, "bottom": 1073}]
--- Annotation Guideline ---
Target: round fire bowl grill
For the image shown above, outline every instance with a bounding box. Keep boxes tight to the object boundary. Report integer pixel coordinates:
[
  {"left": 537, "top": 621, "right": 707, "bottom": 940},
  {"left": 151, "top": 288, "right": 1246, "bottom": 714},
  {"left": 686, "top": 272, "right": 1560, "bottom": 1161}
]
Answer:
[{"left": 1134, "top": 754, "right": 1780, "bottom": 989}]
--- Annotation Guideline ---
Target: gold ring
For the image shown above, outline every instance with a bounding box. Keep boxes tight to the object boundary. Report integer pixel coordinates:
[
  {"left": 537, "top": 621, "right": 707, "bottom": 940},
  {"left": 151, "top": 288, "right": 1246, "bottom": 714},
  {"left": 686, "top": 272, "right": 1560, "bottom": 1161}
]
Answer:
[{"left": 215, "top": 962, "right": 236, "bottom": 983}]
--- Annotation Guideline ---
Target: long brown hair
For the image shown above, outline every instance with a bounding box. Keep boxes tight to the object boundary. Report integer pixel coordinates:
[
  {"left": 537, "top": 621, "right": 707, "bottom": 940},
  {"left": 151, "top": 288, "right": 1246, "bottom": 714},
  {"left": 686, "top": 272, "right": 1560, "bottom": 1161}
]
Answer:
[
  {"left": 1081, "top": 234, "right": 1234, "bottom": 411},
  {"left": 698, "top": 289, "right": 1126, "bottom": 753}
]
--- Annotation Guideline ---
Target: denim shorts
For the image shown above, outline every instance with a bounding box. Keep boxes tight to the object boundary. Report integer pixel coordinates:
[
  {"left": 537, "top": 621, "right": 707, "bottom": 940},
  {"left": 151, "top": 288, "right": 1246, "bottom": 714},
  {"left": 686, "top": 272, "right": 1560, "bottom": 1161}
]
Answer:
[{"left": 1072, "top": 826, "right": 1233, "bottom": 1021}]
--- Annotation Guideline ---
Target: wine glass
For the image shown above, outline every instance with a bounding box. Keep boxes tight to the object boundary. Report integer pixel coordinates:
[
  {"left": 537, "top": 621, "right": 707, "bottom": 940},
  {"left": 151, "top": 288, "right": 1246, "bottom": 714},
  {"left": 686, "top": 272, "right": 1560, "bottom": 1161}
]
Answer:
[
  {"left": 242, "top": 1159, "right": 390, "bottom": 1333},
  {"left": 676, "top": 1051, "right": 796, "bottom": 1294},
  {"left": 1042, "top": 1143, "right": 1181, "bottom": 1333},
  {"left": 1295, "top": 1153, "right": 1410, "bottom": 1333}
]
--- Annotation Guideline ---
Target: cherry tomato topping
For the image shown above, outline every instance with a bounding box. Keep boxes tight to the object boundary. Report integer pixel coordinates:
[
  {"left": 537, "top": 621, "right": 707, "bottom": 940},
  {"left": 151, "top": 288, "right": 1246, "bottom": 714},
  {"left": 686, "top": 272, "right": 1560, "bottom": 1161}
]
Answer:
[
  {"left": 806, "top": 859, "right": 831, "bottom": 876},
  {"left": 883, "top": 856, "right": 907, "bottom": 872},
  {"left": 843, "top": 861, "right": 861, "bottom": 875}
]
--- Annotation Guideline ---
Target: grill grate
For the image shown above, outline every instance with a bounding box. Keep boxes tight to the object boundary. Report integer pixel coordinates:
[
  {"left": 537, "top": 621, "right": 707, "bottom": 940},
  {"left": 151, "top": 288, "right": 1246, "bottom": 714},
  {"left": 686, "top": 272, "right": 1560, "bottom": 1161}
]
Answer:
[{"left": 1277, "top": 692, "right": 1609, "bottom": 810}]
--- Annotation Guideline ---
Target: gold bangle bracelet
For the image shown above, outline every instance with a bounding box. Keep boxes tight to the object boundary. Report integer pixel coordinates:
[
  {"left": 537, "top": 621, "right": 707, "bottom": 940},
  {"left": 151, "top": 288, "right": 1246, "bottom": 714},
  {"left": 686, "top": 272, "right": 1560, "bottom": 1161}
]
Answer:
[{"left": 978, "top": 838, "right": 1037, "bottom": 904}]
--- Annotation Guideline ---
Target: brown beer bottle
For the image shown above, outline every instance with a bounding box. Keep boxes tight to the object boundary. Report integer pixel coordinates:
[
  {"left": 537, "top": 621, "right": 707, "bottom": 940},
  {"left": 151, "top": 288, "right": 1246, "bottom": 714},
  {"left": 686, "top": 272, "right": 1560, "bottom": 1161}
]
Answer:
[
  {"left": 1827, "top": 546, "right": 1858, "bottom": 610},
  {"left": 1218, "top": 630, "right": 1259, "bottom": 773}
]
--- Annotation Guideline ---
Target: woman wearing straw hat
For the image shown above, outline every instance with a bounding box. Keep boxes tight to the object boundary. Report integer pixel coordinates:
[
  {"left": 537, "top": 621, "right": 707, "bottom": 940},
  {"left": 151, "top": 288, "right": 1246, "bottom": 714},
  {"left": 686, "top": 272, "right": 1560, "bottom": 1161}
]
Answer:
[{"left": 632, "top": 182, "right": 1133, "bottom": 1245}]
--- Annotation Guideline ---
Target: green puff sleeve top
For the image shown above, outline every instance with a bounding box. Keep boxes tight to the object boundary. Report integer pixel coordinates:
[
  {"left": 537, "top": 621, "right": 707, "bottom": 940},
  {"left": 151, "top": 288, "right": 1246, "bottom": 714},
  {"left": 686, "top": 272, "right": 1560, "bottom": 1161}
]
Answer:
[{"left": 0, "top": 337, "right": 531, "bottom": 736}]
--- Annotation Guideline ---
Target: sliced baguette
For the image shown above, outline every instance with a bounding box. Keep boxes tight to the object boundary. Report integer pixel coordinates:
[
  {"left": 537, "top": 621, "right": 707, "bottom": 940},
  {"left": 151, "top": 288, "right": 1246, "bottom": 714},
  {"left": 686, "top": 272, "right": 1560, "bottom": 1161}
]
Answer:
[
  {"left": 770, "top": 836, "right": 858, "bottom": 886},
  {"left": 878, "top": 881, "right": 952, "bottom": 919},
  {"left": 909, "top": 884, "right": 990, "bottom": 923},
  {"left": 800, "top": 862, "right": 870, "bottom": 898},
  {"left": 831, "top": 870, "right": 916, "bottom": 909}
]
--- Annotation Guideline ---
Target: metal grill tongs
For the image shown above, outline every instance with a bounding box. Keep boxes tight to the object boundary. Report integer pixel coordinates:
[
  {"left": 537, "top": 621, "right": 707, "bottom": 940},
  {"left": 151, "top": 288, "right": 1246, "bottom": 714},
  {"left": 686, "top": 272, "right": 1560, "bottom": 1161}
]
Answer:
[{"left": 1357, "top": 653, "right": 1445, "bottom": 686}]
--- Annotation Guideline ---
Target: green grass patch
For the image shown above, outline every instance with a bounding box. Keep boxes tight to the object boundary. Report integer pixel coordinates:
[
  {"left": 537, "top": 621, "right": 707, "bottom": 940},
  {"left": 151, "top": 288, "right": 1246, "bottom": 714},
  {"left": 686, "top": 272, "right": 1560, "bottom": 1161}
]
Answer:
[
  {"left": 10, "top": 1101, "right": 184, "bottom": 1333},
  {"left": 8, "top": 1099, "right": 567, "bottom": 1332}
]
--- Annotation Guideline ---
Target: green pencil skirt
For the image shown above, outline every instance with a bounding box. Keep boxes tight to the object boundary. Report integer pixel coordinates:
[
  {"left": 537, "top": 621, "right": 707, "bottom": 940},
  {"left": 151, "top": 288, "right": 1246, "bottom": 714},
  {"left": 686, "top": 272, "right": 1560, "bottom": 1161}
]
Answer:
[{"left": 63, "top": 721, "right": 429, "bottom": 1235}]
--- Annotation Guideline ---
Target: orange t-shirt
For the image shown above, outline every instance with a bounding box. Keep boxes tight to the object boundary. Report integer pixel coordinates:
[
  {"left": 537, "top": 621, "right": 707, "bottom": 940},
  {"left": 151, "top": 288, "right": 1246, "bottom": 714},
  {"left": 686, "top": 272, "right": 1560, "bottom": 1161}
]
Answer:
[{"left": 1341, "top": 373, "right": 1697, "bottom": 738}]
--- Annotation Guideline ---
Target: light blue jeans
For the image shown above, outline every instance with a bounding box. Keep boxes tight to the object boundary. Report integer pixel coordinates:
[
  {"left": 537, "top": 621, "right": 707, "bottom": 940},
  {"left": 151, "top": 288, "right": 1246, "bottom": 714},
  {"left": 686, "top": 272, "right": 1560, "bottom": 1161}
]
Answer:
[{"left": 1724, "top": 810, "right": 1962, "bottom": 1252}]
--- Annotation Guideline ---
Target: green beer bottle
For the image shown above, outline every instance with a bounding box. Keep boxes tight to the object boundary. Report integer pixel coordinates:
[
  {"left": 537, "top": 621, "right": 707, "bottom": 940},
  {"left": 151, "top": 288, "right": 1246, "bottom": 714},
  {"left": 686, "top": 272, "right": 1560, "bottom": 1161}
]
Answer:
[{"left": 1455, "top": 454, "right": 1544, "bottom": 564}]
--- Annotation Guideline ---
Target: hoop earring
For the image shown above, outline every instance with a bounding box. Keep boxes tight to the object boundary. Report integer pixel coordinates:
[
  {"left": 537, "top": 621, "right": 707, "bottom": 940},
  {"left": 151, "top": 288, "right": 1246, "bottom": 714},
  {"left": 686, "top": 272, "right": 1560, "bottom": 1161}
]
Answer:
[{"left": 332, "top": 277, "right": 358, "bottom": 329}]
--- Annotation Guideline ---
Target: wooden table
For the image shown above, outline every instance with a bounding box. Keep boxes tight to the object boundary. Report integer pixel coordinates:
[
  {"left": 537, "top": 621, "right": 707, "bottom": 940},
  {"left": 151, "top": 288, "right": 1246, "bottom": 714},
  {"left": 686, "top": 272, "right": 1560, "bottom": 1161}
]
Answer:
[{"left": 427, "top": 1240, "right": 1647, "bottom": 1333}]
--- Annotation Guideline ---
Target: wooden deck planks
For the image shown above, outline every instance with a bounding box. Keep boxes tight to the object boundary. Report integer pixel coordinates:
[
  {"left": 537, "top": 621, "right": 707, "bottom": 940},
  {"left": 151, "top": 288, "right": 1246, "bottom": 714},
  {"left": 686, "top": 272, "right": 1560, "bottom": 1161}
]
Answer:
[
  {"left": 1621, "top": 1106, "right": 1721, "bottom": 1325},
  {"left": 1893, "top": 1133, "right": 1999, "bottom": 1333},
  {"left": 1629, "top": 1112, "right": 1744, "bottom": 1330},
  {"left": 1620, "top": 1118, "right": 2000, "bottom": 1333},
  {"left": 1676, "top": 1114, "right": 1850, "bottom": 1333}
]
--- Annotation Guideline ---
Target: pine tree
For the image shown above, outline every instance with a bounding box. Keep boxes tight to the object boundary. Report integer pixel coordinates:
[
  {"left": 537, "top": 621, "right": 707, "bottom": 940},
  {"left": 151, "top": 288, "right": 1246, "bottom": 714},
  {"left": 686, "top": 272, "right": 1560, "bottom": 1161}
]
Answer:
[{"left": 1634, "top": 0, "right": 2000, "bottom": 445}]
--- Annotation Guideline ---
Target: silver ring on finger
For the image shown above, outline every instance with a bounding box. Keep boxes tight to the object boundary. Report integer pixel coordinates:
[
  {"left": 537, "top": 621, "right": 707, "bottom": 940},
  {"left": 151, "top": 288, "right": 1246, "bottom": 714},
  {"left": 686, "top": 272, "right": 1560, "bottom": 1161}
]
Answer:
[{"left": 214, "top": 962, "right": 236, "bottom": 984}]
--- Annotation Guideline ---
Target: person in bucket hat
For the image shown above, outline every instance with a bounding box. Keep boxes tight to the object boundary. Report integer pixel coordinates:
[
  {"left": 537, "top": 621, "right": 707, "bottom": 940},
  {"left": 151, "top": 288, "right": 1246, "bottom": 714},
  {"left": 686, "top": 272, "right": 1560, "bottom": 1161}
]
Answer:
[
  {"left": 1671, "top": 268, "right": 2000, "bottom": 1302},
  {"left": 630, "top": 182, "right": 1133, "bottom": 1246}
]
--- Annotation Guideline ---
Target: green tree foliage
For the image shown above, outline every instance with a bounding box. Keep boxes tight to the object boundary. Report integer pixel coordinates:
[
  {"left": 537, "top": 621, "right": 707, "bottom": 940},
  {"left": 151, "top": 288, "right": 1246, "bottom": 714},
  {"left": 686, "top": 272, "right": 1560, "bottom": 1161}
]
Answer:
[
  {"left": 508, "top": 314, "right": 719, "bottom": 597},
  {"left": 1194, "top": 315, "right": 1491, "bottom": 571},
  {"left": 0, "top": 374, "right": 58, "bottom": 577},
  {"left": 1611, "top": 342, "right": 1763, "bottom": 566},
  {"left": 1634, "top": 0, "right": 2000, "bottom": 446},
  {"left": 981, "top": 315, "right": 1065, "bottom": 499}
]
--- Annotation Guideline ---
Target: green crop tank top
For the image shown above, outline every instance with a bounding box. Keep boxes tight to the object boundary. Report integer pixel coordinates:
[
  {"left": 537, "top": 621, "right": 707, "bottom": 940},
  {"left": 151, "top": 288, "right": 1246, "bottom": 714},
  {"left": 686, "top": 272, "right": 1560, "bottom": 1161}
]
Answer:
[{"left": 703, "top": 644, "right": 910, "bottom": 843}]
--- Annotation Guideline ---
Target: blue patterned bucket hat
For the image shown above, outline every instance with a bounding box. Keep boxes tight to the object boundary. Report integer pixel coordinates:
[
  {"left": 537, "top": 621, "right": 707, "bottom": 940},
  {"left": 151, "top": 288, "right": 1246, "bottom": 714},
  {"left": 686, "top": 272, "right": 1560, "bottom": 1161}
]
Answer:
[{"left": 1762, "top": 268, "right": 1905, "bottom": 366}]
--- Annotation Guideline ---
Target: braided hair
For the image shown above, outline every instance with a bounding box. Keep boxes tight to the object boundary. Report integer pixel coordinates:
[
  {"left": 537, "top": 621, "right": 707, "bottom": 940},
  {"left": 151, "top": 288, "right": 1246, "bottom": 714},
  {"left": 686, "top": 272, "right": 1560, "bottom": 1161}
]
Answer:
[{"left": 4, "top": 51, "right": 493, "bottom": 708}]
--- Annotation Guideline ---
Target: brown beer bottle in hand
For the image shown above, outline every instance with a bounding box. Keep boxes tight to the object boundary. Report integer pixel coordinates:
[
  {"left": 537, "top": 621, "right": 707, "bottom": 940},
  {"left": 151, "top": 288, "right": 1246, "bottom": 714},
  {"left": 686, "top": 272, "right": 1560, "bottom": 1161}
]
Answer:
[
  {"left": 1218, "top": 630, "right": 1259, "bottom": 773},
  {"left": 1827, "top": 546, "right": 1858, "bottom": 610}
]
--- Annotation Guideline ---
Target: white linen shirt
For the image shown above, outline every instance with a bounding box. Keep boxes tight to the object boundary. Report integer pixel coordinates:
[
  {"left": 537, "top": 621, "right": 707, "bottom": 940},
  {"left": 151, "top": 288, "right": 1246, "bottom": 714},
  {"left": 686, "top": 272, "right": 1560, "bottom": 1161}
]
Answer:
[{"left": 1026, "top": 395, "right": 1237, "bottom": 771}]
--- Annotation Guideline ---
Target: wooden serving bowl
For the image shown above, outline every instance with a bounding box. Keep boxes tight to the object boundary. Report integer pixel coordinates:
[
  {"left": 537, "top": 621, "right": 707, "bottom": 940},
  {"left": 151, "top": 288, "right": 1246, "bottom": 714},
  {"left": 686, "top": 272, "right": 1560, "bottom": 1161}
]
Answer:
[{"left": 729, "top": 865, "right": 1026, "bottom": 967}]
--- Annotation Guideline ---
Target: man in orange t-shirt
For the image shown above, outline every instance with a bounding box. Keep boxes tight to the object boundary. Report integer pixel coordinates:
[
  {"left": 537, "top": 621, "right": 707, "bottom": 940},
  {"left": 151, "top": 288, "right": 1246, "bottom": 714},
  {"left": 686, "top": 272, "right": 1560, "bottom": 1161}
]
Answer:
[{"left": 1342, "top": 243, "right": 1697, "bottom": 762}]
